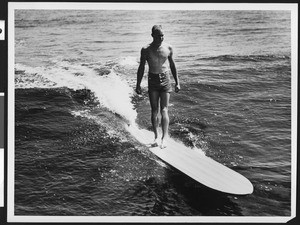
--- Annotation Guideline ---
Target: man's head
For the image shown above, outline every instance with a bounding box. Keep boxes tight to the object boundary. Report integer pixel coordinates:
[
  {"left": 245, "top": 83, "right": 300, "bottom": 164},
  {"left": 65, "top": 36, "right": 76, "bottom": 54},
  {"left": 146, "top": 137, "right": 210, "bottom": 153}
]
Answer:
[{"left": 151, "top": 25, "right": 164, "bottom": 45}]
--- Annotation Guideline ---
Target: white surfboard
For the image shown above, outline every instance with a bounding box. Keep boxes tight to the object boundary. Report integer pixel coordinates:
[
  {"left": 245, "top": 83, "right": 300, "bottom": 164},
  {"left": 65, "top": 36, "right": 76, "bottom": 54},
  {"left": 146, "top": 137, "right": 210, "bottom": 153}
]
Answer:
[{"left": 126, "top": 125, "right": 253, "bottom": 195}]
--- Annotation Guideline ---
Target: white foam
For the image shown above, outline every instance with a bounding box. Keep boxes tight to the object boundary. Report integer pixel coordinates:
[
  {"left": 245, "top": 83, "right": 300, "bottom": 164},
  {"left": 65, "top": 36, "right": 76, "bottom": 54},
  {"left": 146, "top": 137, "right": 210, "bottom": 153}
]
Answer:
[
  {"left": 15, "top": 61, "right": 137, "bottom": 124},
  {"left": 126, "top": 124, "right": 206, "bottom": 156},
  {"left": 91, "top": 71, "right": 137, "bottom": 124},
  {"left": 118, "top": 56, "right": 139, "bottom": 66}
]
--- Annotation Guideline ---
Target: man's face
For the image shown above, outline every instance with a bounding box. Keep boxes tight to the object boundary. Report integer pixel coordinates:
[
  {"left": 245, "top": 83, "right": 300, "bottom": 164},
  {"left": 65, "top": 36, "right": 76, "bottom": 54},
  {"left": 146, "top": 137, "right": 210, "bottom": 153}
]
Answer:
[{"left": 152, "top": 30, "right": 164, "bottom": 45}]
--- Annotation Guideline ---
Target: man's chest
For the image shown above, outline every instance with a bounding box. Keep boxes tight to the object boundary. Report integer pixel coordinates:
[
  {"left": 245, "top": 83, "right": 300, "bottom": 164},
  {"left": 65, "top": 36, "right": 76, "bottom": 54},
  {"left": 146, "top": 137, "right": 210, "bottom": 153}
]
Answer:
[{"left": 148, "top": 47, "right": 169, "bottom": 60}]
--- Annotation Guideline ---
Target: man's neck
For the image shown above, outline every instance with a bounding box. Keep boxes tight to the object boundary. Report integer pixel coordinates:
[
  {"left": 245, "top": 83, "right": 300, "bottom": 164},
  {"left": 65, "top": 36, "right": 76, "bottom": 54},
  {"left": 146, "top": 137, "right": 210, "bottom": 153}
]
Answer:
[{"left": 151, "top": 42, "right": 162, "bottom": 49}]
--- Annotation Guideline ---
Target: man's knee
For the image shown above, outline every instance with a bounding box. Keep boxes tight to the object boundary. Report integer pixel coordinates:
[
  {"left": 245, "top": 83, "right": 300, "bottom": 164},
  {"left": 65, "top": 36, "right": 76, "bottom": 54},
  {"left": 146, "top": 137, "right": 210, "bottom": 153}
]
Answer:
[
  {"left": 151, "top": 108, "right": 159, "bottom": 116},
  {"left": 161, "top": 107, "right": 168, "bottom": 115}
]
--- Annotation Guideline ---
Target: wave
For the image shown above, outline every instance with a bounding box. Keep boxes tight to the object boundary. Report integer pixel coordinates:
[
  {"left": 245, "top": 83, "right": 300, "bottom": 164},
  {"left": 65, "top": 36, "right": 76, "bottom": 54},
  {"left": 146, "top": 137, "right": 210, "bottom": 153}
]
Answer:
[
  {"left": 15, "top": 15, "right": 95, "bottom": 29},
  {"left": 15, "top": 59, "right": 138, "bottom": 125},
  {"left": 198, "top": 54, "right": 290, "bottom": 62}
]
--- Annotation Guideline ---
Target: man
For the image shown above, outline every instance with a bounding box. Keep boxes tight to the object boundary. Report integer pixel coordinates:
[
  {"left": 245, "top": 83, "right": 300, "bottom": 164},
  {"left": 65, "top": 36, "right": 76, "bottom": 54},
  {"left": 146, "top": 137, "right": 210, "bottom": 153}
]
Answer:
[{"left": 136, "top": 25, "right": 180, "bottom": 148}]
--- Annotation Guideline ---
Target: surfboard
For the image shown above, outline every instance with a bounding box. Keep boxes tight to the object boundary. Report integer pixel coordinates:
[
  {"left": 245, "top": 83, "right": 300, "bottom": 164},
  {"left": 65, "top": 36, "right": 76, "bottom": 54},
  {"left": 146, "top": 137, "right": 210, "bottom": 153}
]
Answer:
[{"left": 126, "top": 124, "right": 253, "bottom": 195}]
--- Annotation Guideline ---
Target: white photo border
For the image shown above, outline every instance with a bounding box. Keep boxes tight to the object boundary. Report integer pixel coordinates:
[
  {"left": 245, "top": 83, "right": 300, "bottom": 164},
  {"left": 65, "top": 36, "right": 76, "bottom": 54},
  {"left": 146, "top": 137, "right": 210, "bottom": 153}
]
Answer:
[{"left": 7, "top": 2, "right": 298, "bottom": 223}]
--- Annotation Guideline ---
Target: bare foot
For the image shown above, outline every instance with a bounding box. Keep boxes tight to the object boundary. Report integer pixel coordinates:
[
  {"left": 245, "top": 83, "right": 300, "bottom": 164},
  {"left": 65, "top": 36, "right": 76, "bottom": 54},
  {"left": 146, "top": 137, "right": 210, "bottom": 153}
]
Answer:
[
  {"left": 160, "top": 139, "right": 167, "bottom": 149},
  {"left": 151, "top": 138, "right": 159, "bottom": 147}
]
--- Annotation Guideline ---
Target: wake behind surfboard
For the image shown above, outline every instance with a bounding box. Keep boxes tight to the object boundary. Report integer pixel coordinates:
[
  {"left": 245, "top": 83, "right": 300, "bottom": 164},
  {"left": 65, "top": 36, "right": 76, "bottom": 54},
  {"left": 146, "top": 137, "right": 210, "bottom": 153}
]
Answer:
[{"left": 126, "top": 124, "right": 254, "bottom": 195}]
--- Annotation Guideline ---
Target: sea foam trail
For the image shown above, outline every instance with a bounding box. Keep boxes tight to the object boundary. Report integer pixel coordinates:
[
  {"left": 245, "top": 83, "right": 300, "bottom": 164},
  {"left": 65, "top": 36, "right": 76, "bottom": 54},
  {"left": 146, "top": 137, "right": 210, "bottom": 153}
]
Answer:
[{"left": 15, "top": 61, "right": 137, "bottom": 124}]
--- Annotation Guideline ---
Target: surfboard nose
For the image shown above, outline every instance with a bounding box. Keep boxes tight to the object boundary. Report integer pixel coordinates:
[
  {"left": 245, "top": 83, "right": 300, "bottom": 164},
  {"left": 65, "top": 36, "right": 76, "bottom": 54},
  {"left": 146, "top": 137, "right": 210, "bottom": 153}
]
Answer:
[
  {"left": 209, "top": 162, "right": 254, "bottom": 195},
  {"left": 244, "top": 179, "right": 254, "bottom": 195},
  {"left": 230, "top": 177, "right": 253, "bottom": 195}
]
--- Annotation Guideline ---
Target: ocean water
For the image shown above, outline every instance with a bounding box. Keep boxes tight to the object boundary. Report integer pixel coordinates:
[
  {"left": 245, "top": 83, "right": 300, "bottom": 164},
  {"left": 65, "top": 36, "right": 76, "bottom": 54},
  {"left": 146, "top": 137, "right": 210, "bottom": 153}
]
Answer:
[{"left": 14, "top": 9, "right": 291, "bottom": 217}]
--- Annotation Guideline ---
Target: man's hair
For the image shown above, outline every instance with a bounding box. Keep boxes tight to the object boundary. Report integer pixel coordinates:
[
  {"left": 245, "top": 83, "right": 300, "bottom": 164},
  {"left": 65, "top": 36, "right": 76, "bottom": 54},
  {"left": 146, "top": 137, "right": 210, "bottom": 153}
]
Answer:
[{"left": 152, "top": 25, "right": 163, "bottom": 34}]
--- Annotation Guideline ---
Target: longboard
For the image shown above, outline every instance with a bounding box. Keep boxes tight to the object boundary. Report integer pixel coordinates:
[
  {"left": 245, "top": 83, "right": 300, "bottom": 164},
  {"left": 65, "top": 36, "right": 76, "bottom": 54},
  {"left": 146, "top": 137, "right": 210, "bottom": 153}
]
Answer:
[{"left": 126, "top": 125, "right": 253, "bottom": 195}]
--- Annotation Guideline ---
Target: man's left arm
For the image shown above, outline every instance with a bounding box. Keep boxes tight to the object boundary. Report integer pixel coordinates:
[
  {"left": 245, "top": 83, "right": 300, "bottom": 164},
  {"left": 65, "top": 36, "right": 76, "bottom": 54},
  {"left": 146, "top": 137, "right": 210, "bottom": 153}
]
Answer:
[{"left": 168, "top": 46, "right": 180, "bottom": 92}]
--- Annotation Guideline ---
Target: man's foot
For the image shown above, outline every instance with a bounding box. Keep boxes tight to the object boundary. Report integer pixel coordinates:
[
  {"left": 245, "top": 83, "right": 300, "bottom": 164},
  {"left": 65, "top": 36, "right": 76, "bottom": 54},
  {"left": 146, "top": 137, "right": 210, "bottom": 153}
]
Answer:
[
  {"left": 160, "top": 138, "right": 167, "bottom": 149},
  {"left": 151, "top": 138, "right": 159, "bottom": 147}
]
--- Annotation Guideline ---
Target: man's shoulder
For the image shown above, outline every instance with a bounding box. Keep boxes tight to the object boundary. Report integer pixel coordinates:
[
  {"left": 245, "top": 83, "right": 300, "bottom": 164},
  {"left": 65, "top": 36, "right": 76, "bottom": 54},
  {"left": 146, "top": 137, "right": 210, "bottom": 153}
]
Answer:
[
  {"left": 163, "top": 43, "right": 173, "bottom": 50},
  {"left": 142, "top": 44, "right": 151, "bottom": 50},
  {"left": 140, "top": 44, "right": 151, "bottom": 55}
]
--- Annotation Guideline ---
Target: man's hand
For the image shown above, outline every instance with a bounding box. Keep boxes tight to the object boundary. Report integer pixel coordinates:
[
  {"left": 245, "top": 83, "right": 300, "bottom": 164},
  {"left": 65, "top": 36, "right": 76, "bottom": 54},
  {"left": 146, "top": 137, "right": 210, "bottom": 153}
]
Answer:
[
  {"left": 175, "top": 84, "right": 180, "bottom": 93},
  {"left": 136, "top": 86, "right": 142, "bottom": 95}
]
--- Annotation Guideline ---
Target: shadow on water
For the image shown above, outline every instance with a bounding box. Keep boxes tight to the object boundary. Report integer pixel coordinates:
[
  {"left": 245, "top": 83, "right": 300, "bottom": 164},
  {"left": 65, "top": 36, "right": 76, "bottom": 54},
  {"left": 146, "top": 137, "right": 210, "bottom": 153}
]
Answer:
[{"left": 148, "top": 165, "right": 244, "bottom": 216}]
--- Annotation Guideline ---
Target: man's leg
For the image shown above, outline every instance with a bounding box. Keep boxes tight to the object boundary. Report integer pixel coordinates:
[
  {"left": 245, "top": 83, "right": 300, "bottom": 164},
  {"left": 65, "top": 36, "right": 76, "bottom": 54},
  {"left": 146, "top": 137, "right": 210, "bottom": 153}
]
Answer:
[
  {"left": 149, "top": 90, "right": 160, "bottom": 146},
  {"left": 160, "top": 92, "right": 170, "bottom": 148}
]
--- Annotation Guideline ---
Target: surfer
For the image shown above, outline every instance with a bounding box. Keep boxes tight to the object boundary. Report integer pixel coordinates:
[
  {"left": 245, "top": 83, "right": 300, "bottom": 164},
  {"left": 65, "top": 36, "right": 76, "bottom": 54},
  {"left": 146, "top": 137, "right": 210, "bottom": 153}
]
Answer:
[{"left": 136, "top": 25, "right": 180, "bottom": 148}]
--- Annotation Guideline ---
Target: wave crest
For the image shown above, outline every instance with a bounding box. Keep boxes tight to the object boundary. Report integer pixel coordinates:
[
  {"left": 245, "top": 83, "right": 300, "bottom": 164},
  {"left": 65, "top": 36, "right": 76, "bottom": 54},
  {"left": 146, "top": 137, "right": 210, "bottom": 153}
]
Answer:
[{"left": 15, "top": 60, "right": 137, "bottom": 124}]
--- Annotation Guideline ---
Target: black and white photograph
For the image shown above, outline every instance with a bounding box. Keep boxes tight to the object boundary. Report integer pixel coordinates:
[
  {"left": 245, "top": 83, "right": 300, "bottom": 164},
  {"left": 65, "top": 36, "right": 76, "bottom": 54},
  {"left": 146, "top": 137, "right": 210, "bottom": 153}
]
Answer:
[{"left": 6, "top": 2, "right": 298, "bottom": 223}]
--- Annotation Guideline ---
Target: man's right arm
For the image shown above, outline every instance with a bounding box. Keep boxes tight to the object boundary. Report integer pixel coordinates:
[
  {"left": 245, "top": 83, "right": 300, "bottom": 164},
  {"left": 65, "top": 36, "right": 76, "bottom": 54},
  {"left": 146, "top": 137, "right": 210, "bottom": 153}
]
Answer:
[{"left": 136, "top": 48, "right": 147, "bottom": 94}]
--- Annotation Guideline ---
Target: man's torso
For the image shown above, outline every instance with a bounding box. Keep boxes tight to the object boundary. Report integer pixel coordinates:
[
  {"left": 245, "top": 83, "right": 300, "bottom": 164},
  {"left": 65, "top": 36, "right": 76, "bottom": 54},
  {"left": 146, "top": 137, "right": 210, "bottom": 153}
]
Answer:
[{"left": 145, "top": 44, "right": 171, "bottom": 74}]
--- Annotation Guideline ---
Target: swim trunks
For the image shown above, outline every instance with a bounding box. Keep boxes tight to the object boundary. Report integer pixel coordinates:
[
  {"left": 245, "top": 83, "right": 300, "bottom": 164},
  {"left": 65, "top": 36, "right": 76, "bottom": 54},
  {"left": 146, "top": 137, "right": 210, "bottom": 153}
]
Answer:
[{"left": 148, "top": 71, "right": 172, "bottom": 93}]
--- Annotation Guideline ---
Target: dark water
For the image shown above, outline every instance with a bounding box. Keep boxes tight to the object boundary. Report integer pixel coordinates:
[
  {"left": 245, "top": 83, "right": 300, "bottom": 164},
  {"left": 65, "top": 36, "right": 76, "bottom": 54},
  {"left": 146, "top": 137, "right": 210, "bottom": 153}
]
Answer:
[{"left": 14, "top": 9, "right": 291, "bottom": 217}]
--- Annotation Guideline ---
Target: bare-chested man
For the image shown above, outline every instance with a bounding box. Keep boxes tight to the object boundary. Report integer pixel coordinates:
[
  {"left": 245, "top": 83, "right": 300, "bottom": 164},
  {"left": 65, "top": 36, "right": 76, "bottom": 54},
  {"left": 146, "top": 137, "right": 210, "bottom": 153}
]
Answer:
[{"left": 136, "top": 25, "right": 180, "bottom": 148}]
